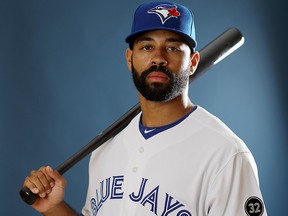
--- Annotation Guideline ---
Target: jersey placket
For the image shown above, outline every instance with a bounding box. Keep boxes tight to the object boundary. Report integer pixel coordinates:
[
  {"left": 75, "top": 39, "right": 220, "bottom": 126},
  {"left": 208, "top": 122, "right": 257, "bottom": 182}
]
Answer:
[{"left": 121, "top": 134, "right": 149, "bottom": 215}]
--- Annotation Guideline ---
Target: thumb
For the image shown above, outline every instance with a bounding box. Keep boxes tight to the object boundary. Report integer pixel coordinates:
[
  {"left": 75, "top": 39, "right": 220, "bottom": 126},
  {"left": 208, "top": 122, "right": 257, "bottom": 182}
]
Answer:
[{"left": 45, "top": 166, "right": 66, "bottom": 189}]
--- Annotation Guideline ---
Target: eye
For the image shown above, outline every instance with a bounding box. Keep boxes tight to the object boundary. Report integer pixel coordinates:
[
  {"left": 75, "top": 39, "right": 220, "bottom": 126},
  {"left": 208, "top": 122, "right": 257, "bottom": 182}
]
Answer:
[
  {"left": 167, "top": 46, "right": 181, "bottom": 52},
  {"left": 140, "top": 45, "right": 153, "bottom": 51}
]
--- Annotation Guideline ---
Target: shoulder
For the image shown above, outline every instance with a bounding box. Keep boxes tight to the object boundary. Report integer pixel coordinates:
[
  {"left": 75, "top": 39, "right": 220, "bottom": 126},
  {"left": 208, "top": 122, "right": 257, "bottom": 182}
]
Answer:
[
  {"left": 185, "top": 106, "right": 250, "bottom": 154},
  {"left": 89, "top": 112, "right": 142, "bottom": 156}
]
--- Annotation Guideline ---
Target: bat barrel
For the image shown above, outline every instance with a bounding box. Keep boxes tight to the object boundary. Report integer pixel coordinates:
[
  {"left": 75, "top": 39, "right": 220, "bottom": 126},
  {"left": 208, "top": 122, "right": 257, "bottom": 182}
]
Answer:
[{"left": 190, "top": 27, "right": 244, "bottom": 82}]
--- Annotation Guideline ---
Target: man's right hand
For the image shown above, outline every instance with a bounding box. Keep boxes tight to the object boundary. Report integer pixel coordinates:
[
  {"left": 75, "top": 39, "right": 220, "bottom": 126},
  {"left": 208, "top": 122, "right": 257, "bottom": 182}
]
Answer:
[{"left": 23, "top": 166, "right": 67, "bottom": 214}]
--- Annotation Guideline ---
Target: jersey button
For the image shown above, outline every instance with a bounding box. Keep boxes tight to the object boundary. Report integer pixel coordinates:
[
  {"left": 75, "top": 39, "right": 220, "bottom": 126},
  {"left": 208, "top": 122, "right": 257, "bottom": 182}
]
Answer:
[
  {"left": 132, "top": 167, "right": 138, "bottom": 172},
  {"left": 138, "top": 147, "right": 144, "bottom": 153}
]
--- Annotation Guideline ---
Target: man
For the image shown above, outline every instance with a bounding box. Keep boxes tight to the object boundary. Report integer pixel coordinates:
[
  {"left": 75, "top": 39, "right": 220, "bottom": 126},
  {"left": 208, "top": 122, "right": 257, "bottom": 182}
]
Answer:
[{"left": 23, "top": 1, "right": 267, "bottom": 215}]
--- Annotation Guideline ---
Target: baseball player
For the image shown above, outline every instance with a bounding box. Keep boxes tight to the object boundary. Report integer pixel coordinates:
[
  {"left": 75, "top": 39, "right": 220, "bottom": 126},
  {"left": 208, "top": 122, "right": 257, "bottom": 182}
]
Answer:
[{"left": 23, "top": 1, "right": 267, "bottom": 216}]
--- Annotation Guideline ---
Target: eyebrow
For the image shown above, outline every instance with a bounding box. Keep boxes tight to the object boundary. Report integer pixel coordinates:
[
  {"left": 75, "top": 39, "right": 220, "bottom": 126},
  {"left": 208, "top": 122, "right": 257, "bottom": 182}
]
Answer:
[{"left": 135, "top": 36, "right": 185, "bottom": 44}]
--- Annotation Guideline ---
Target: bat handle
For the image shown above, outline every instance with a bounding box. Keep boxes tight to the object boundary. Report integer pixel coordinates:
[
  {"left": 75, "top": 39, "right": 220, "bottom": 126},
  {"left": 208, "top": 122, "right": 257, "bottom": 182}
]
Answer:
[{"left": 19, "top": 186, "right": 38, "bottom": 205}]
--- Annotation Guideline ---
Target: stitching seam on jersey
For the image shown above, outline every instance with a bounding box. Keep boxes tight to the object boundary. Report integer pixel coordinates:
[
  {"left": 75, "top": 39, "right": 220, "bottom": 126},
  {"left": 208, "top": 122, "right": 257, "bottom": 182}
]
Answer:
[{"left": 206, "top": 151, "right": 251, "bottom": 214}]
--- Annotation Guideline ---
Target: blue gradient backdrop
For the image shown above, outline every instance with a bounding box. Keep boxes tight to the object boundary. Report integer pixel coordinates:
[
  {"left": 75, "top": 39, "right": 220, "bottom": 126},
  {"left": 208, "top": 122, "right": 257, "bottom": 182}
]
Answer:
[{"left": 0, "top": 0, "right": 287, "bottom": 215}]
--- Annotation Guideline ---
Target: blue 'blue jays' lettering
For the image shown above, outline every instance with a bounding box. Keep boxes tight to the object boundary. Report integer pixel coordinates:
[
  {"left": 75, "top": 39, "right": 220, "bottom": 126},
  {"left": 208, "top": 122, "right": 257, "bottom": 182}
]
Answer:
[
  {"left": 129, "top": 178, "right": 148, "bottom": 201},
  {"left": 162, "top": 193, "right": 184, "bottom": 215},
  {"left": 90, "top": 176, "right": 123, "bottom": 216},
  {"left": 110, "top": 175, "right": 124, "bottom": 199},
  {"left": 90, "top": 176, "right": 192, "bottom": 216},
  {"left": 140, "top": 185, "right": 159, "bottom": 214}
]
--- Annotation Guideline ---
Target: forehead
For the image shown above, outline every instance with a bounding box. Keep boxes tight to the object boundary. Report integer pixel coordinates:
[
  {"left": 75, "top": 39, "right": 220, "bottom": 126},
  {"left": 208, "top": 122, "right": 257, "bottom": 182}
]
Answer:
[{"left": 134, "top": 30, "right": 186, "bottom": 44}]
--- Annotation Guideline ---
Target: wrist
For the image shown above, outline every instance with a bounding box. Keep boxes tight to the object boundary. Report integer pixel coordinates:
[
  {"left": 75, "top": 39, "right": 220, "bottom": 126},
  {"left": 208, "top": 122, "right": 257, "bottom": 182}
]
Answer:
[{"left": 43, "top": 201, "right": 78, "bottom": 216}]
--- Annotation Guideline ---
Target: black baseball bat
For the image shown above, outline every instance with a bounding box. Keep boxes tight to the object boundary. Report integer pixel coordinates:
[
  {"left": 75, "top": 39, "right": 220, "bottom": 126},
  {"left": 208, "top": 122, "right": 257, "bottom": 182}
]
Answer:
[{"left": 20, "top": 27, "right": 244, "bottom": 205}]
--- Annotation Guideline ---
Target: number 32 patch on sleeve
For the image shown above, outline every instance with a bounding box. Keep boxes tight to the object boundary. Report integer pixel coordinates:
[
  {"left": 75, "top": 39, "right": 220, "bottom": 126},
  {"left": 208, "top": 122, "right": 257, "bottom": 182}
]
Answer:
[{"left": 244, "top": 196, "right": 264, "bottom": 216}]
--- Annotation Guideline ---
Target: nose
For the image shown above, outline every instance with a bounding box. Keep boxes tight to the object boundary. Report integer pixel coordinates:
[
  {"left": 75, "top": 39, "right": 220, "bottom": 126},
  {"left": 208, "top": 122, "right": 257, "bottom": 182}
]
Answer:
[{"left": 151, "top": 48, "right": 168, "bottom": 66}]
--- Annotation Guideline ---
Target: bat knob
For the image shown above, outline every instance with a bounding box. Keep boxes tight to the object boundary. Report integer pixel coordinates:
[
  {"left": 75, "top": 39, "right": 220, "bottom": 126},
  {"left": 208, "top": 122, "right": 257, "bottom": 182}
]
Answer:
[{"left": 19, "top": 186, "right": 38, "bottom": 205}]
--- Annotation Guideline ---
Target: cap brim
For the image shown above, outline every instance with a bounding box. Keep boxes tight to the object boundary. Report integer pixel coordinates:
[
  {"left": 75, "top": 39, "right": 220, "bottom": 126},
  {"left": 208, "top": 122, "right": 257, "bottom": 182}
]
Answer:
[{"left": 125, "top": 28, "right": 197, "bottom": 50}]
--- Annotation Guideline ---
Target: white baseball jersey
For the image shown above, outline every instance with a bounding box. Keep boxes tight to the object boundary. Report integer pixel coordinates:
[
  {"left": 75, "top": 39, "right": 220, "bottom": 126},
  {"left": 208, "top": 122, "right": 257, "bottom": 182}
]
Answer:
[{"left": 81, "top": 106, "right": 267, "bottom": 216}]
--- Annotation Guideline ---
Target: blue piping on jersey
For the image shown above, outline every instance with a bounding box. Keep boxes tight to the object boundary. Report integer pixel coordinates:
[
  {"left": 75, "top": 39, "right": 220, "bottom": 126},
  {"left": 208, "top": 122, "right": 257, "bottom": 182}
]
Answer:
[{"left": 139, "top": 105, "right": 198, "bottom": 139}]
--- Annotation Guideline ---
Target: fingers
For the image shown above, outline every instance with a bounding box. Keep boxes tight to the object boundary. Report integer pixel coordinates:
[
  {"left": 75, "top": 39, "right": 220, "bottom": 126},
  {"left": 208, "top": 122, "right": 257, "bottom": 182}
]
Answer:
[
  {"left": 24, "top": 166, "right": 65, "bottom": 198},
  {"left": 45, "top": 166, "right": 66, "bottom": 189},
  {"left": 24, "top": 167, "right": 51, "bottom": 197}
]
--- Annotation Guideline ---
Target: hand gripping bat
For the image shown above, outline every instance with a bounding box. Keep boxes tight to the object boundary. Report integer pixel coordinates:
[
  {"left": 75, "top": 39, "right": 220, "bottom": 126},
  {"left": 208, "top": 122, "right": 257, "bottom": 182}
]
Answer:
[{"left": 19, "top": 27, "right": 245, "bottom": 205}]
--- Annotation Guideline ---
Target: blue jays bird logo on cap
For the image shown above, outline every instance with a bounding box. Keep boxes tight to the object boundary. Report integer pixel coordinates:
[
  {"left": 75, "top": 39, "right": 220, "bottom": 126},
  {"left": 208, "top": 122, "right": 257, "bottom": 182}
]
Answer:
[{"left": 147, "top": 4, "right": 181, "bottom": 24}]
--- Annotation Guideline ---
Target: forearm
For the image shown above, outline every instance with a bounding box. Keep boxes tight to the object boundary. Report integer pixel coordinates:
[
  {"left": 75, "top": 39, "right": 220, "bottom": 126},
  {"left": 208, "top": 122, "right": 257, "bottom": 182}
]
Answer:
[{"left": 43, "top": 201, "right": 79, "bottom": 216}]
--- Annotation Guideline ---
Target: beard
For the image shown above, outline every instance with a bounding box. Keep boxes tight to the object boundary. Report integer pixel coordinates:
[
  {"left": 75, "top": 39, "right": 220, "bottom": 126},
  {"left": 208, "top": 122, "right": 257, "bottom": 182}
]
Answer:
[{"left": 131, "top": 61, "right": 190, "bottom": 102}]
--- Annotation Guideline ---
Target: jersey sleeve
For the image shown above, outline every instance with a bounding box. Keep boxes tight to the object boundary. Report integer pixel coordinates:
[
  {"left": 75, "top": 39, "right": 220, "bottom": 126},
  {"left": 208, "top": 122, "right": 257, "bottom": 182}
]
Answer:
[{"left": 206, "top": 152, "right": 267, "bottom": 216}]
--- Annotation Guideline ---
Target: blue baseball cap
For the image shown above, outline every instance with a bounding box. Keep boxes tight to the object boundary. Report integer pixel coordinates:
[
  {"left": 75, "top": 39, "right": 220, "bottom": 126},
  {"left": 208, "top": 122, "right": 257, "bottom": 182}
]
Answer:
[{"left": 125, "top": 1, "right": 197, "bottom": 50}]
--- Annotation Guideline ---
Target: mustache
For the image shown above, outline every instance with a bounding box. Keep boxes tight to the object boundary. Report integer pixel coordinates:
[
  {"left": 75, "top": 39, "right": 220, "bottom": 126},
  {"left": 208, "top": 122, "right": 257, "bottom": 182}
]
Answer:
[{"left": 142, "top": 65, "right": 173, "bottom": 78}]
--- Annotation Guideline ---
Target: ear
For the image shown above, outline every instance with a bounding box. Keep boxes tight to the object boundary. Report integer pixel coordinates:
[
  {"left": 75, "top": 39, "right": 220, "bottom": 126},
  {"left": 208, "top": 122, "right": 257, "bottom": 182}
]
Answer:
[
  {"left": 125, "top": 48, "right": 133, "bottom": 72},
  {"left": 189, "top": 51, "right": 200, "bottom": 75}
]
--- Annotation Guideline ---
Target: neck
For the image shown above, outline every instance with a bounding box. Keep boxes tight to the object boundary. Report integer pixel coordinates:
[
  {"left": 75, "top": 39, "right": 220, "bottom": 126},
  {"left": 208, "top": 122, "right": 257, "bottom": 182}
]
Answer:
[{"left": 139, "top": 94, "right": 194, "bottom": 127}]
